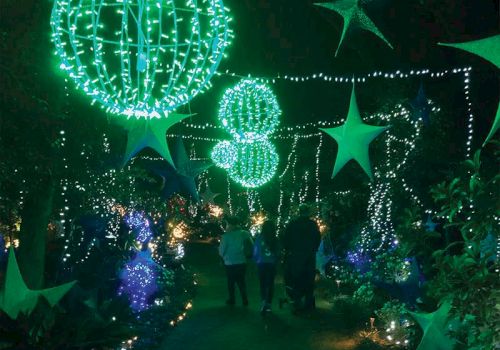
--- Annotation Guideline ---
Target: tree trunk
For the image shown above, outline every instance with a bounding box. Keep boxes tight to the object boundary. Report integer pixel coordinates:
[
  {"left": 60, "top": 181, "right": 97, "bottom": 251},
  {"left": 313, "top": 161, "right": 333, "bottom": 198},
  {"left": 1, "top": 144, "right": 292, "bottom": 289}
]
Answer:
[{"left": 18, "top": 173, "right": 54, "bottom": 289}]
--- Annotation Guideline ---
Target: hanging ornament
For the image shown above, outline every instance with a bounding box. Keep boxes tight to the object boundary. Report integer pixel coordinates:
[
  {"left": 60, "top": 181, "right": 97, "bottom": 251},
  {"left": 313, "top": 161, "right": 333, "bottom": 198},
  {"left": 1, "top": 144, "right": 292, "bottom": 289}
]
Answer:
[
  {"left": 51, "top": 0, "right": 233, "bottom": 119},
  {"left": 228, "top": 140, "right": 279, "bottom": 188},
  {"left": 0, "top": 248, "right": 76, "bottom": 319},
  {"left": 211, "top": 140, "right": 238, "bottom": 169},
  {"left": 320, "top": 83, "right": 389, "bottom": 180},
  {"left": 51, "top": 0, "right": 233, "bottom": 166},
  {"left": 439, "top": 35, "right": 500, "bottom": 145},
  {"left": 314, "top": 0, "right": 393, "bottom": 57},
  {"left": 211, "top": 79, "right": 282, "bottom": 188}
]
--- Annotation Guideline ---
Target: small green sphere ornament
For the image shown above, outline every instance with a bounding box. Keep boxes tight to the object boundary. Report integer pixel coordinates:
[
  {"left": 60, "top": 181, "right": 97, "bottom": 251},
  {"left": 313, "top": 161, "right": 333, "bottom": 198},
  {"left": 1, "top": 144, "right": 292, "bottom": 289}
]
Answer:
[
  {"left": 51, "top": 0, "right": 233, "bottom": 119},
  {"left": 211, "top": 78, "right": 281, "bottom": 188},
  {"left": 211, "top": 140, "right": 237, "bottom": 169}
]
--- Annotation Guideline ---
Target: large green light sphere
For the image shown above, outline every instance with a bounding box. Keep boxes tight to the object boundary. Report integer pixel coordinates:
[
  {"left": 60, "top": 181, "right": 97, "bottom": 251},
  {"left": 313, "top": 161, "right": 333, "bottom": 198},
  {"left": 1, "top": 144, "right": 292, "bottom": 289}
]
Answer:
[
  {"left": 51, "top": 0, "right": 232, "bottom": 119},
  {"left": 218, "top": 79, "right": 281, "bottom": 139},
  {"left": 227, "top": 140, "right": 279, "bottom": 188}
]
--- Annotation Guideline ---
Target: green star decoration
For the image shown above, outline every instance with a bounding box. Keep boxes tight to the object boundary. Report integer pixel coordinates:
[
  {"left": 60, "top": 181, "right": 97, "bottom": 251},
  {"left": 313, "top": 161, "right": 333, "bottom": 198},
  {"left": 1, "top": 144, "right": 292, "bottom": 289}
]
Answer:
[
  {"left": 439, "top": 35, "right": 500, "bottom": 145},
  {"left": 438, "top": 35, "right": 500, "bottom": 69},
  {"left": 0, "top": 248, "right": 76, "bottom": 319},
  {"left": 320, "top": 84, "right": 389, "bottom": 180},
  {"left": 122, "top": 114, "right": 193, "bottom": 168},
  {"left": 200, "top": 185, "right": 221, "bottom": 205},
  {"left": 409, "top": 301, "right": 456, "bottom": 350},
  {"left": 314, "top": 0, "right": 393, "bottom": 56}
]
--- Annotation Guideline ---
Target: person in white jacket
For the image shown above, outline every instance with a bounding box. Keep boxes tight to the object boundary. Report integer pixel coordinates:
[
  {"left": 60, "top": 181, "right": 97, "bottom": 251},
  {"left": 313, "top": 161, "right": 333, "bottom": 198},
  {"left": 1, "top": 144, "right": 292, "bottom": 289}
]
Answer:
[{"left": 218, "top": 216, "right": 253, "bottom": 306}]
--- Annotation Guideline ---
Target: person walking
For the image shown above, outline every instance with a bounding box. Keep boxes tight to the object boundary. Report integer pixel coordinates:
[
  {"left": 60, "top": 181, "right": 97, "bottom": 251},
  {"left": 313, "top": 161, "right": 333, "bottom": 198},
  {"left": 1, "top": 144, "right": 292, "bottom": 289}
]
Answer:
[
  {"left": 253, "top": 220, "right": 279, "bottom": 314},
  {"left": 218, "top": 216, "right": 253, "bottom": 306},
  {"left": 282, "top": 204, "right": 321, "bottom": 312}
]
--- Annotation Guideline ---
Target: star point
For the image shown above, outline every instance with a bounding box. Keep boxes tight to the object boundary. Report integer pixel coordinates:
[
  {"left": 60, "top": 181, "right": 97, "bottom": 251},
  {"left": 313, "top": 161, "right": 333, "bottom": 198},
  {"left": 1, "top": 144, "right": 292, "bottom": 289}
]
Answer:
[
  {"left": 314, "top": 0, "right": 393, "bottom": 57},
  {"left": 142, "top": 137, "right": 212, "bottom": 202},
  {"left": 409, "top": 301, "right": 456, "bottom": 350},
  {"left": 121, "top": 113, "right": 194, "bottom": 168},
  {"left": 438, "top": 35, "right": 500, "bottom": 145},
  {"left": 0, "top": 248, "right": 76, "bottom": 319}
]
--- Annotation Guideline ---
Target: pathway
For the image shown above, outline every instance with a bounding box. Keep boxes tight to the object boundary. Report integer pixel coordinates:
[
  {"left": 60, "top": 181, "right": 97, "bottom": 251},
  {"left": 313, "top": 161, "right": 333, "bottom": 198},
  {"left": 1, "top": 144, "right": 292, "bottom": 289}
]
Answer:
[{"left": 160, "top": 241, "right": 360, "bottom": 350}]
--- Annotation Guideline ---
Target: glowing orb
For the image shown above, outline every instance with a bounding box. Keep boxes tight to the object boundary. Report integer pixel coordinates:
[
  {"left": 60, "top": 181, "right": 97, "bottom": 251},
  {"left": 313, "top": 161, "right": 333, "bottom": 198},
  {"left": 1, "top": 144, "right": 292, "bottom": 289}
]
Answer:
[
  {"left": 211, "top": 140, "right": 237, "bottom": 169},
  {"left": 227, "top": 140, "right": 279, "bottom": 188},
  {"left": 51, "top": 0, "right": 232, "bottom": 119},
  {"left": 218, "top": 79, "right": 281, "bottom": 139}
]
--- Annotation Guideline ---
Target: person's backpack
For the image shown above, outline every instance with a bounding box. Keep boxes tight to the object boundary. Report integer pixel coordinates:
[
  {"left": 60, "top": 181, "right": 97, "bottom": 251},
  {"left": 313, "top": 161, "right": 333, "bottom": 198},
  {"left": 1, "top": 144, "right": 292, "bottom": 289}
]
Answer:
[{"left": 243, "top": 237, "right": 253, "bottom": 259}]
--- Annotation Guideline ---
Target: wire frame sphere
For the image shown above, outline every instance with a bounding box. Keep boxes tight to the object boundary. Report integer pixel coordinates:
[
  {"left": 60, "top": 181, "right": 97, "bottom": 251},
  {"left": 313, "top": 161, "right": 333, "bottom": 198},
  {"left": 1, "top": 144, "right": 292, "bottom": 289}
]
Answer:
[
  {"left": 227, "top": 140, "right": 279, "bottom": 188},
  {"left": 211, "top": 140, "right": 237, "bottom": 169},
  {"left": 51, "top": 0, "right": 232, "bottom": 119},
  {"left": 218, "top": 79, "right": 281, "bottom": 139}
]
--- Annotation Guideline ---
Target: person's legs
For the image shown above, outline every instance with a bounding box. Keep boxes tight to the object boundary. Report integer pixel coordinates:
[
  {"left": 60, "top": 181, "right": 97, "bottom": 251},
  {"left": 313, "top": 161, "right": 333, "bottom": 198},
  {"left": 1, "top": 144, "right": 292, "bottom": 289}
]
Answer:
[
  {"left": 262, "top": 263, "right": 276, "bottom": 311},
  {"left": 257, "top": 264, "right": 267, "bottom": 303},
  {"left": 225, "top": 265, "right": 236, "bottom": 304},
  {"left": 266, "top": 264, "right": 276, "bottom": 305},
  {"left": 234, "top": 264, "right": 248, "bottom": 305},
  {"left": 303, "top": 260, "right": 316, "bottom": 309},
  {"left": 257, "top": 264, "right": 268, "bottom": 312},
  {"left": 290, "top": 266, "right": 304, "bottom": 311}
]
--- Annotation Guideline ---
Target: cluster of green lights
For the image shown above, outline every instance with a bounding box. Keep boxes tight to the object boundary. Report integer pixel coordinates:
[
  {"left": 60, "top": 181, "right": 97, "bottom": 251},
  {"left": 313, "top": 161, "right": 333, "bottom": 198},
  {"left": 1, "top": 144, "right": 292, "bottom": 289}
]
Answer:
[
  {"left": 218, "top": 79, "right": 281, "bottom": 140},
  {"left": 211, "top": 140, "right": 236, "bottom": 169},
  {"left": 211, "top": 79, "right": 281, "bottom": 188},
  {"left": 51, "top": 0, "right": 233, "bottom": 119}
]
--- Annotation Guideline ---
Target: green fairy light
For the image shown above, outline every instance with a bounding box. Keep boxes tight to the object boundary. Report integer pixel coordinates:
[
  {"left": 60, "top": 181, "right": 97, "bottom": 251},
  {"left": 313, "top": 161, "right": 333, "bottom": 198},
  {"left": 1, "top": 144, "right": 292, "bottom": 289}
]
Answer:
[
  {"left": 211, "top": 79, "right": 281, "bottom": 188},
  {"left": 51, "top": 0, "right": 233, "bottom": 119}
]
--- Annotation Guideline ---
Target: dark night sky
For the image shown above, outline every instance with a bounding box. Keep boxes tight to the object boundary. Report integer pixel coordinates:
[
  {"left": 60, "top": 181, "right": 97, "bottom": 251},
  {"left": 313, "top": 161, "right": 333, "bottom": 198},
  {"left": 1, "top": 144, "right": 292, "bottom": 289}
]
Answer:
[{"left": 187, "top": 0, "right": 499, "bottom": 127}]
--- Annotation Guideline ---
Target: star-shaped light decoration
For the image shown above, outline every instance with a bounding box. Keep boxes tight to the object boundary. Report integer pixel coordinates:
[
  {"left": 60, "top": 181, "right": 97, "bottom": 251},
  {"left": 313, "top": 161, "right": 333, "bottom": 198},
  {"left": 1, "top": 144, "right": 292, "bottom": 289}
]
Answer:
[
  {"left": 200, "top": 185, "right": 221, "bottom": 205},
  {"left": 424, "top": 214, "right": 438, "bottom": 232},
  {"left": 439, "top": 35, "right": 500, "bottom": 145},
  {"left": 0, "top": 248, "right": 76, "bottom": 319},
  {"left": 320, "top": 84, "right": 389, "bottom": 180},
  {"left": 121, "top": 114, "right": 193, "bottom": 168},
  {"left": 314, "top": 0, "right": 393, "bottom": 56},
  {"left": 409, "top": 301, "right": 456, "bottom": 350},
  {"left": 409, "top": 82, "right": 432, "bottom": 126},
  {"left": 142, "top": 137, "right": 212, "bottom": 202}
]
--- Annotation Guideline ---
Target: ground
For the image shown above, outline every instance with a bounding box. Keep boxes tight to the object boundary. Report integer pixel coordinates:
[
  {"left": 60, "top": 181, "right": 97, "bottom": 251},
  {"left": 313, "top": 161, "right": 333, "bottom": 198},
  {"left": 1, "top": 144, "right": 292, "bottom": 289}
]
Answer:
[{"left": 160, "top": 241, "right": 364, "bottom": 350}]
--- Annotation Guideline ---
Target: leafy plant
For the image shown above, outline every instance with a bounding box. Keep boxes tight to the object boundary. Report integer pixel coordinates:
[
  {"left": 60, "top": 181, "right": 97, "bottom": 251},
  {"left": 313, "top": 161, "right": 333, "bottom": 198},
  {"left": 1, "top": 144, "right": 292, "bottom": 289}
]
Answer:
[{"left": 427, "top": 149, "right": 500, "bottom": 350}]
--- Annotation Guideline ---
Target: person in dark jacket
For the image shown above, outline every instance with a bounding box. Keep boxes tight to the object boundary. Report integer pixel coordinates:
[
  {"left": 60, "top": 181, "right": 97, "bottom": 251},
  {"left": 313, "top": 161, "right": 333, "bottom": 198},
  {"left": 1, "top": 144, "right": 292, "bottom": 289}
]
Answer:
[
  {"left": 253, "top": 220, "right": 279, "bottom": 314},
  {"left": 282, "top": 204, "right": 321, "bottom": 312}
]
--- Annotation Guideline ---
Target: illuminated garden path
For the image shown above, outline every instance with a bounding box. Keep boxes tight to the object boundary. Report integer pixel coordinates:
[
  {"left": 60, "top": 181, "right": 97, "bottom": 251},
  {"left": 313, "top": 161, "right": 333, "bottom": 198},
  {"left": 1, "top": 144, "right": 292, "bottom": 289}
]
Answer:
[{"left": 161, "top": 242, "right": 360, "bottom": 350}]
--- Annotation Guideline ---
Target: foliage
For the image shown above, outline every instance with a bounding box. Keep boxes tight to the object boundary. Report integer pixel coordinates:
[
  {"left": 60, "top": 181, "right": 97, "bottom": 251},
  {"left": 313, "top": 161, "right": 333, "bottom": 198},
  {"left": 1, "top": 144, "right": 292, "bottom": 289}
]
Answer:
[
  {"left": 353, "top": 283, "right": 375, "bottom": 305},
  {"left": 426, "top": 148, "right": 500, "bottom": 350},
  {"left": 375, "top": 300, "right": 417, "bottom": 348},
  {"left": 0, "top": 289, "right": 134, "bottom": 350},
  {"left": 330, "top": 295, "right": 373, "bottom": 333}
]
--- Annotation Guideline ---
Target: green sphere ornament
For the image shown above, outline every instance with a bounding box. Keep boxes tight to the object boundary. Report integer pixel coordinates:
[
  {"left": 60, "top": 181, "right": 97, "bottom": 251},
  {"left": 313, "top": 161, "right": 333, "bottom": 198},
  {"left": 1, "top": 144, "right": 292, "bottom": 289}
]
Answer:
[
  {"left": 227, "top": 140, "right": 279, "bottom": 188},
  {"left": 51, "top": 0, "right": 232, "bottom": 119},
  {"left": 211, "top": 140, "right": 237, "bottom": 169},
  {"left": 218, "top": 79, "right": 281, "bottom": 139},
  {"left": 212, "top": 79, "right": 282, "bottom": 188}
]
